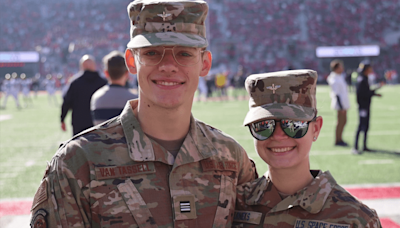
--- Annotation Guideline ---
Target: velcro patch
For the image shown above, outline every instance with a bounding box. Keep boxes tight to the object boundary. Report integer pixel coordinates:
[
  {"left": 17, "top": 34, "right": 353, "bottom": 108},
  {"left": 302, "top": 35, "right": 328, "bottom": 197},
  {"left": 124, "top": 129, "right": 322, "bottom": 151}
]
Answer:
[
  {"left": 173, "top": 195, "right": 197, "bottom": 220},
  {"left": 201, "top": 159, "right": 238, "bottom": 172},
  {"left": 95, "top": 163, "right": 155, "bottom": 180},
  {"left": 31, "top": 180, "right": 47, "bottom": 211},
  {"left": 294, "top": 219, "right": 350, "bottom": 228},
  {"left": 30, "top": 209, "right": 48, "bottom": 228},
  {"left": 233, "top": 210, "right": 262, "bottom": 225}
]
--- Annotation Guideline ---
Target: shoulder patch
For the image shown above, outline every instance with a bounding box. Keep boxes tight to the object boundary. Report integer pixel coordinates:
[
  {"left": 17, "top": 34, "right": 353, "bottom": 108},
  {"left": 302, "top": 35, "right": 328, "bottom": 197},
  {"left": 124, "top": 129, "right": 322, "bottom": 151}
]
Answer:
[
  {"left": 294, "top": 219, "right": 350, "bottom": 228},
  {"left": 30, "top": 209, "right": 48, "bottom": 228},
  {"left": 31, "top": 180, "right": 48, "bottom": 211}
]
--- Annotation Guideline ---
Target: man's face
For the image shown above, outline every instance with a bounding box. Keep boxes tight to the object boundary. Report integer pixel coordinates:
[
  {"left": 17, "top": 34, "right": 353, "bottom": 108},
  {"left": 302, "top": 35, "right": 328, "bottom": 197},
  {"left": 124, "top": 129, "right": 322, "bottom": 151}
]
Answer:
[{"left": 125, "top": 46, "right": 212, "bottom": 110}]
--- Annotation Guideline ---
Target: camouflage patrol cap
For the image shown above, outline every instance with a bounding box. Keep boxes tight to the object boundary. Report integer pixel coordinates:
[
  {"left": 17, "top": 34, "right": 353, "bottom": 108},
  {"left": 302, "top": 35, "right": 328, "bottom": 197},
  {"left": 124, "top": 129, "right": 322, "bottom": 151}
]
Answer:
[
  {"left": 243, "top": 69, "right": 318, "bottom": 126},
  {"left": 127, "top": 0, "right": 208, "bottom": 49}
]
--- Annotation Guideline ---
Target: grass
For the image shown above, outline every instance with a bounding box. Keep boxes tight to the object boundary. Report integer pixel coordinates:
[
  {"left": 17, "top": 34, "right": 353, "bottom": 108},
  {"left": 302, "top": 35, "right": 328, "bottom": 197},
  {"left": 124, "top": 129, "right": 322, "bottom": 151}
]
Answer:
[{"left": 0, "top": 85, "right": 399, "bottom": 199}]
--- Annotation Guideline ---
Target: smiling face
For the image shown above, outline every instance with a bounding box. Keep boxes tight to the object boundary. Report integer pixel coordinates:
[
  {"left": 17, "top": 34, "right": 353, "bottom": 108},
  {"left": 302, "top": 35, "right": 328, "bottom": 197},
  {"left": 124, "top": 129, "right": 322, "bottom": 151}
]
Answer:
[
  {"left": 254, "top": 116, "right": 323, "bottom": 172},
  {"left": 125, "top": 46, "right": 212, "bottom": 110}
]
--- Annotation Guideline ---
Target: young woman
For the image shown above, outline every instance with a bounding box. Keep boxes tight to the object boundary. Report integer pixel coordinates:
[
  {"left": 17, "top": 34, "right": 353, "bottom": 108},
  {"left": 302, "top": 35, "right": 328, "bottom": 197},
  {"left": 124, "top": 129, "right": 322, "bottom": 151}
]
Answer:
[{"left": 233, "top": 69, "right": 381, "bottom": 228}]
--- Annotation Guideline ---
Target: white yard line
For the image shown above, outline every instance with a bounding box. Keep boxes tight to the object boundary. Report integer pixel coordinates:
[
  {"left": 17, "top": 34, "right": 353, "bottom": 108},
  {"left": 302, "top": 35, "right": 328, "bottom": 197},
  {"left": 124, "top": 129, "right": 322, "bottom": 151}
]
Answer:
[{"left": 0, "top": 115, "right": 12, "bottom": 122}]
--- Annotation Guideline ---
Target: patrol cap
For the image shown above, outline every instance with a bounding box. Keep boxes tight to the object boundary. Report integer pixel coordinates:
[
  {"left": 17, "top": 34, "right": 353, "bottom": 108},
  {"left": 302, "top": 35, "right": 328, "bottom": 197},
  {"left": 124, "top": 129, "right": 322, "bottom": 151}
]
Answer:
[
  {"left": 243, "top": 69, "right": 318, "bottom": 126},
  {"left": 127, "top": 0, "right": 208, "bottom": 49}
]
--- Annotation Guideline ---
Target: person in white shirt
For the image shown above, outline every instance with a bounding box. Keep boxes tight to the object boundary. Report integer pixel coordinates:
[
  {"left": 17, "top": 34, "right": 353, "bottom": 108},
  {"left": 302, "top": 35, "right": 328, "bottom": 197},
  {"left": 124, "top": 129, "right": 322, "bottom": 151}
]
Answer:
[{"left": 327, "top": 59, "right": 350, "bottom": 146}]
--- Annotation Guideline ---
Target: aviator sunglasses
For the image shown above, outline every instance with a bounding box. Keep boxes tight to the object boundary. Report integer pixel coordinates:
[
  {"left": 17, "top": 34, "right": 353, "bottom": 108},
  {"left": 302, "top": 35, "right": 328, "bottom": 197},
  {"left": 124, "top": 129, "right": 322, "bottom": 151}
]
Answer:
[{"left": 248, "top": 117, "right": 317, "bottom": 141}]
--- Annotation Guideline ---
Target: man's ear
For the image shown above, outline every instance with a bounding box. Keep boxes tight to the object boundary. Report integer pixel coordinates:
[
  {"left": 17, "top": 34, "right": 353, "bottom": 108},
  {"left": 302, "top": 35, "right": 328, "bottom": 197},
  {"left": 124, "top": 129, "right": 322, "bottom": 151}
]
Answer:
[
  {"left": 125, "top": 49, "right": 137, "bottom": 74},
  {"left": 312, "top": 116, "right": 323, "bottom": 139},
  {"left": 200, "top": 51, "right": 212, "bottom": 77},
  {"left": 104, "top": 70, "right": 110, "bottom": 79}
]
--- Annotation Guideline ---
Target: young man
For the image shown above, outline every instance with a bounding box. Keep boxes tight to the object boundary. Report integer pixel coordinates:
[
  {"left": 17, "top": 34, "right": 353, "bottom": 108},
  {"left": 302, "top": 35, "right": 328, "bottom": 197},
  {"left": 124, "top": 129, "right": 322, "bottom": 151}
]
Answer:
[
  {"left": 30, "top": 1, "right": 256, "bottom": 227},
  {"left": 233, "top": 70, "right": 381, "bottom": 228},
  {"left": 91, "top": 51, "right": 138, "bottom": 125},
  {"left": 352, "top": 61, "right": 382, "bottom": 154},
  {"left": 327, "top": 59, "right": 350, "bottom": 146}
]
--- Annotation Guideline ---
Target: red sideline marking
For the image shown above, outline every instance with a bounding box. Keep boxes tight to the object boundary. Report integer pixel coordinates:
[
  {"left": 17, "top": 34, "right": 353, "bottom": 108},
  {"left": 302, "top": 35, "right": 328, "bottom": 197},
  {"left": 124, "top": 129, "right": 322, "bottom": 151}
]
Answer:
[
  {"left": 381, "top": 218, "right": 400, "bottom": 228},
  {"left": 0, "top": 201, "right": 32, "bottom": 217},
  {"left": 345, "top": 187, "right": 400, "bottom": 200}
]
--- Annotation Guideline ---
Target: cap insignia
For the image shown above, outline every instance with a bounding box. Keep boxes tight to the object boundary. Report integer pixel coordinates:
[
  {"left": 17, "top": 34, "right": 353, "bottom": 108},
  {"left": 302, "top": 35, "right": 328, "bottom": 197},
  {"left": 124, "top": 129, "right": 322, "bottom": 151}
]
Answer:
[
  {"left": 158, "top": 11, "right": 171, "bottom": 21},
  {"left": 266, "top": 84, "right": 281, "bottom": 94}
]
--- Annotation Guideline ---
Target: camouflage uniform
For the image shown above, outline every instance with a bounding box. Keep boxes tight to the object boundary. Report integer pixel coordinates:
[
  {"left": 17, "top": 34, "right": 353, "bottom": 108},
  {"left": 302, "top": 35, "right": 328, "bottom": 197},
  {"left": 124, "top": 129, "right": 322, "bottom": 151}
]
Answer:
[
  {"left": 233, "top": 170, "right": 381, "bottom": 228},
  {"left": 234, "top": 70, "right": 381, "bottom": 228},
  {"left": 30, "top": 100, "right": 256, "bottom": 228}
]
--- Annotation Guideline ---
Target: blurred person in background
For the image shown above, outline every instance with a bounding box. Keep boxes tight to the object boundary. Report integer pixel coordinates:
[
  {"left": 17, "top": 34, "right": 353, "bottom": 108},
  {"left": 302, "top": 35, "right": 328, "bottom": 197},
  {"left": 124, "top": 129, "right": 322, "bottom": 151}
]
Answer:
[
  {"left": 327, "top": 59, "right": 350, "bottom": 147},
  {"left": 352, "top": 61, "right": 382, "bottom": 154},
  {"left": 233, "top": 70, "right": 381, "bottom": 228},
  {"left": 90, "top": 50, "right": 138, "bottom": 125},
  {"left": 31, "top": 74, "right": 41, "bottom": 98},
  {"left": 30, "top": 1, "right": 256, "bottom": 227},
  {"left": 44, "top": 74, "right": 58, "bottom": 106},
  {"left": 60, "top": 54, "right": 107, "bottom": 135},
  {"left": 1, "top": 73, "right": 21, "bottom": 109},
  {"left": 20, "top": 73, "right": 33, "bottom": 107}
]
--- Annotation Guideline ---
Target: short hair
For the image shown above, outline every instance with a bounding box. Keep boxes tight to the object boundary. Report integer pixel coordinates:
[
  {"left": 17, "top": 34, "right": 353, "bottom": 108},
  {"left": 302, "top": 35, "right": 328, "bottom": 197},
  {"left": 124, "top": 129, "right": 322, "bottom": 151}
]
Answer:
[
  {"left": 102, "top": 51, "right": 128, "bottom": 80},
  {"left": 330, "top": 59, "right": 343, "bottom": 71}
]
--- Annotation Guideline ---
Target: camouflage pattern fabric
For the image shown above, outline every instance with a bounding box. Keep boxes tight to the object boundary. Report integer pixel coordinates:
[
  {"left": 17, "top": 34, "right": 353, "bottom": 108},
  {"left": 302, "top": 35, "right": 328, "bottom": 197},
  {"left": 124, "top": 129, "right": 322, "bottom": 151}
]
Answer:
[
  {"left": 243, "top": 69, "right": 318, "bottom": 126},
  {"left": 30, "top": 99, "right": 256, "bottom": 228},
  {"left": 127, "top": 0, "right": 208, "bottom": 48},
  {"left": 233, "top": 170, "right": 382, "bottom": 228}
]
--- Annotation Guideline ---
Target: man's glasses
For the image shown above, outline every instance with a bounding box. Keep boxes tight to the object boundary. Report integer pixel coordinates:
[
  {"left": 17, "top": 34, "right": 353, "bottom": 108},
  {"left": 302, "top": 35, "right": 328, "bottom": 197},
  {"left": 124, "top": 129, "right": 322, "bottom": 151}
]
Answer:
[
  {"left": 248, "top": 117, "right": 316, "bottom": 141},
  {"left": 133, "top": 46, "right": 204, "bottom": 67}
]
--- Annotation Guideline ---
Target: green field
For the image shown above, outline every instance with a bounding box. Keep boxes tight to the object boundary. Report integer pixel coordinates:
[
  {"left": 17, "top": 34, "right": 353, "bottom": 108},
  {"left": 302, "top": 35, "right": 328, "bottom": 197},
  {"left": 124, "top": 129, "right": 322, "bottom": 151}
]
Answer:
[{"left": 0, "top": 85, "right": 400, "bottom": 199}]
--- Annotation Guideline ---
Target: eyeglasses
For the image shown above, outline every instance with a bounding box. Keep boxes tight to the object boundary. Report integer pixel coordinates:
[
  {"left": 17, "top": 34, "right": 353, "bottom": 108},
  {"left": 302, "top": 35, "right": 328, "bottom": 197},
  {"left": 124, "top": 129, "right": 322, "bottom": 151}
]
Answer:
[
  {"left": 248, "top": 117, "right": 316, "bottom": 141},
  {"left": 133, "top": 46, "right": 204, "bottom": 67}
]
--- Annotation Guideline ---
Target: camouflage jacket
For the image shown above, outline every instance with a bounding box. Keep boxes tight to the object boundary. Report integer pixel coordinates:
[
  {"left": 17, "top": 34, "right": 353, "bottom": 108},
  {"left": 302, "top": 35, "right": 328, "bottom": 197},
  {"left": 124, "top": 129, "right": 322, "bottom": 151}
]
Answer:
[
  {"left": 233, "top": 170, "right": 381, "bottom": 228},
  {"left": 30, "top": 100, "right": 256, "bottom": 228}
]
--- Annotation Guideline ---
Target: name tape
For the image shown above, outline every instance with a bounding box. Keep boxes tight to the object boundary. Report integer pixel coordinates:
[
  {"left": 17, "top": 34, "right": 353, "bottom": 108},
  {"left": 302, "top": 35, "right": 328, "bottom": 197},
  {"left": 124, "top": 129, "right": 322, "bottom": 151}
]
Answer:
[
  {"left": 201, "top": 159, "right": 238, "bottom": 172},
  {"left": 233, "top": 210, "right": 262, "bottom": 225},
  {"left": 95, "top": 163, "right": 155, "bottom": 180},
  {"left": 294, "top": 219, "right": 350, "bottom": 228}
]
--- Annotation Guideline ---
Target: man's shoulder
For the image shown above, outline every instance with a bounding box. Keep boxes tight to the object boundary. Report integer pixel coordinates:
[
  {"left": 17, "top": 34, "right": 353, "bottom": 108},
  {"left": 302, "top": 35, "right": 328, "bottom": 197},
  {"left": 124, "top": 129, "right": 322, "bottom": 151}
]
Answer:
[
  {"left": 56, "top": 117, "right": 126, "bottom": 160},
  {"left": 195, "top": 119, "right": 239, "bottom": 143}
]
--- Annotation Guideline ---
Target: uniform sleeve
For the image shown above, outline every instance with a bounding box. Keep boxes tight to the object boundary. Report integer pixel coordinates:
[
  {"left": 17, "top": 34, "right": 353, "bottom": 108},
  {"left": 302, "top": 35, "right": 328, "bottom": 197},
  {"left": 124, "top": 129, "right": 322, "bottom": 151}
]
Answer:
[
  {"left": 237, "top": 146, "right": 257, "bottom": 185},
  {"left": 61, "top": 83, "right": 74, "bottom": 122},
  {"left": 30, "top": 157, "right": 91, "bottom": 228},
  {"left": 365, "top": 211, "right": 382, "bottom": 228}
]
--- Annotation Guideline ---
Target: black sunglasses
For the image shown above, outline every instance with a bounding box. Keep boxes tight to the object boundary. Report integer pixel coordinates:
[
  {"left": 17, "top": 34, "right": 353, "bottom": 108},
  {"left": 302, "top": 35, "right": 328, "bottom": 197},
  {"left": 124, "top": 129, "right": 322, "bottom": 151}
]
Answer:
[{"left": 248, "top": 117, "right": 316, "bottom": 141}]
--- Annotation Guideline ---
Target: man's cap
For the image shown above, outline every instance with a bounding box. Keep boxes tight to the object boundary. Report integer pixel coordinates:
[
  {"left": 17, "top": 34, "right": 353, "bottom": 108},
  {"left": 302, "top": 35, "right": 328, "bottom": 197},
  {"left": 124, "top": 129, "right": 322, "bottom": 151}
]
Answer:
[
  {"left": 357, "top": 60, "right": 371, "bottom": 73},
  {"left": 127, "top": 0, "right": 208, "bottom": 49},
  {"left": 243, "top": 69, "right": 318, "bottom": 126}
]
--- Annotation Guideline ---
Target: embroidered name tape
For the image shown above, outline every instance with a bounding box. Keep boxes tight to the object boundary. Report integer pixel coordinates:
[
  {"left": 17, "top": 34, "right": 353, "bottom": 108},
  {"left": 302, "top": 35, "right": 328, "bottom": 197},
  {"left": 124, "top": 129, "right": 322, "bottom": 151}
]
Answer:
[
  {"left": 201, "top": 159, "right": 238, "bottom": 172},
  {"left": 95, "top": 163, "right": 155, "bottom": 180},
  {"left": 294, "top": 219, "right": 350, "bottom": 228},
  {"left": 233, "top": 210, "right": 262, "bottom": 225}
]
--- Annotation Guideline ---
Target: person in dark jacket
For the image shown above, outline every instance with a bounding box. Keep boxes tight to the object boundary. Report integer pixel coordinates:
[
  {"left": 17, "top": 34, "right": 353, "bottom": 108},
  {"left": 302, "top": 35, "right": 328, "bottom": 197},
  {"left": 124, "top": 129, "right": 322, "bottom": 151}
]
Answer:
[
  {"left": 352, "top": 61, "right": 382, "bottom": 154},
  {"left": 61, "top": 54, "right": 107, "bottom": 135}
]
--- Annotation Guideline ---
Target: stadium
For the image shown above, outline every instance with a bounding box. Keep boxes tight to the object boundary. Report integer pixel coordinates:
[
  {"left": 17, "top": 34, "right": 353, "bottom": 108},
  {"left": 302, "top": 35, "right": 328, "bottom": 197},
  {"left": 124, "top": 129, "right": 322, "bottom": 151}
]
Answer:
[{"left": 0, "top": 0, "right": 399, "bottom": 227}]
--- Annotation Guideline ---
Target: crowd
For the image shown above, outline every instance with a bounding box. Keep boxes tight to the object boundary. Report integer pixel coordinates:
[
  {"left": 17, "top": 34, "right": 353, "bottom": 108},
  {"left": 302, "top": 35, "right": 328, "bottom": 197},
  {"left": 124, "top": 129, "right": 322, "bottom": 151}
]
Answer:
[{"left": 1, "top": 0, "right": 399, "bottom": 82}]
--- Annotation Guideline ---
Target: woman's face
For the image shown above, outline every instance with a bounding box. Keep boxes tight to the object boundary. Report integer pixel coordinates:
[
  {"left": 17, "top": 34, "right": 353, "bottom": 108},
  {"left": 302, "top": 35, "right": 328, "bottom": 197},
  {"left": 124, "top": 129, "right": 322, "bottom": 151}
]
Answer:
[{"left": 254, "top": 116, "right": 323, "bottom": 171}]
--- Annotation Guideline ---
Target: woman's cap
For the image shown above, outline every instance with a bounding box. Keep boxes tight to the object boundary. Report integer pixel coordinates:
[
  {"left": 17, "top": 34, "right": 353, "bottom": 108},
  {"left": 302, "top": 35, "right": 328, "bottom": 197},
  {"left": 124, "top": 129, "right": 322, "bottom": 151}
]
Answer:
[
  {"left": 127, "top": 0, "right": 208, "bottom": 49},
  {"left": 243, "top": 69, "right": 318, "bottom": 126}
]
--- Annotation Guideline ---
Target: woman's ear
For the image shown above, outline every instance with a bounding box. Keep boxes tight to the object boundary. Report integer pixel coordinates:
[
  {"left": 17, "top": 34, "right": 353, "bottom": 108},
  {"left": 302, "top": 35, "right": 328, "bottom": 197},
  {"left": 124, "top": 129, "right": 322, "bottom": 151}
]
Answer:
[
  {"left": 200, "top": 51, "right": 212, "bottom": 77},
  {"left": 125, "top": 49, "right": 137, "bottom": 74},
  {"left": 312, "top": 116, "right": 323, "bottom": 140}
]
